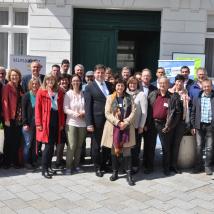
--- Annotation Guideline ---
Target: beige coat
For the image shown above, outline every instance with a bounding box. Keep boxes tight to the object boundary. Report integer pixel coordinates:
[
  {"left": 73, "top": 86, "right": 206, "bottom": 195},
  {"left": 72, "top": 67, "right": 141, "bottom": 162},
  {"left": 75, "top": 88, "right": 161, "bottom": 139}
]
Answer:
[{"left": 101, "top": 94, "right": 136, "bottom": 149}]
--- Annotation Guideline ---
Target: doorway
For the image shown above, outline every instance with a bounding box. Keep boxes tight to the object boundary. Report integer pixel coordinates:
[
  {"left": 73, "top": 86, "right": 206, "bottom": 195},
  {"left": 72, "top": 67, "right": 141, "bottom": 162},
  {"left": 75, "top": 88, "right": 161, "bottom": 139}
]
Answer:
[{"left": 73, "top": 9, "right": 161, "bottom": 77}]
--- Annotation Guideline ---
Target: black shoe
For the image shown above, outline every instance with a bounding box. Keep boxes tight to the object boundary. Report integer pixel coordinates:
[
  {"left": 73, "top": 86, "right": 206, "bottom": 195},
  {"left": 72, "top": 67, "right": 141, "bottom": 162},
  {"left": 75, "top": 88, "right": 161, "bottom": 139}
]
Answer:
[
  {"left": 48, "top": 168, "right": 57, "bottom": 175},
  {"left": 127, "top": 171, "right": 135, "bottom": 186},
  {"left": 110, "top": 170, "right": 118, "bottom": 181},
  {"left": 95, "top": 169, "right": 103, "bottom": 177},
  {"left": 163, "top": 169, "right": 171, "bottom": 176},
  {"left": 205, "top": 167, "right": 213, "bottom": 175},
  {"left": 42, "top": 171, "right": 52, "bottom": 179},
  {"left": 170, "top": 167, "right": 182, "bottom": 174}
]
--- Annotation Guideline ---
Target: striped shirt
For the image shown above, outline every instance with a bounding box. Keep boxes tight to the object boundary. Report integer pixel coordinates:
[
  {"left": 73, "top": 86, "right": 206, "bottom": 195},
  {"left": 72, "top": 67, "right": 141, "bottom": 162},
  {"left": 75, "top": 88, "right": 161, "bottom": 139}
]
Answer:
[{"left": 201, "top": 93, "right": 212, "bottom": 123}]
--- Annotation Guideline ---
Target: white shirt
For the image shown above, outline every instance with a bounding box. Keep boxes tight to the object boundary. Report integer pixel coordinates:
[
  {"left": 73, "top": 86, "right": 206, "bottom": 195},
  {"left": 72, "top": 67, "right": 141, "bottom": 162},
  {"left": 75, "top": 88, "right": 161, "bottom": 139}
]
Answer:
[
  {"left": 95, "top": 79, "right": 109, "bottom": 97},
  {"left": 63, "top": 90, "right": 86, "bottom": 127}
]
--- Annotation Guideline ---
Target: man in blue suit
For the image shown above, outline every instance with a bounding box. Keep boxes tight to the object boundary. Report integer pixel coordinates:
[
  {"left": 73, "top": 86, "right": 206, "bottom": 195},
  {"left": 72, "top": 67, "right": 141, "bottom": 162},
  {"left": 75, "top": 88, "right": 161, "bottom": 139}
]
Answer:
[{"left": 84, "top": 64, "right": 113, "bottom": 177}]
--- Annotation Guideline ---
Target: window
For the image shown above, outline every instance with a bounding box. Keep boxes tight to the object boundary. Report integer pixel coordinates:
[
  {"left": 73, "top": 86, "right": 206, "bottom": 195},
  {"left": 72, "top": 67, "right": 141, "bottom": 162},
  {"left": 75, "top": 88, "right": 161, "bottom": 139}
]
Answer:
[
  {"left": 0, "top": 33, "right": 8, "bottom": 67},
  {"left": 0, "top": 7, "right": 28, "bottom": 68},
  {"left": 0, "top": 10, "right": 8, "bottom": 25}
]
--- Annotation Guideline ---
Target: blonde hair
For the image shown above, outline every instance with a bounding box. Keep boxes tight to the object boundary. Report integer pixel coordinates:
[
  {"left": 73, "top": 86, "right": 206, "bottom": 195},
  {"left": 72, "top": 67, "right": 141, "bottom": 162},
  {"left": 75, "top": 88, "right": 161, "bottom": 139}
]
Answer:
[
  {"left": 28, "top": 77, "right": 41, "bottom": 91},
  {"left": 42, "top": 73, "right": 58, "bottom": 92}
]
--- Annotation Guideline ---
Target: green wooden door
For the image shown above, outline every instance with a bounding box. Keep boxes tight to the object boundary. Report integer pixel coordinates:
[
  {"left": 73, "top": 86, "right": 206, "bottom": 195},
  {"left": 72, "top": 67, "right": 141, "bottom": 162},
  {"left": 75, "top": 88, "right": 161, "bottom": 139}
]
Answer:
[
  {"left": 73, "top": 9, "right": 161, "bottom": 73},
  {"left": 73, "top": 29, "right": 117, "bottom": 71}
]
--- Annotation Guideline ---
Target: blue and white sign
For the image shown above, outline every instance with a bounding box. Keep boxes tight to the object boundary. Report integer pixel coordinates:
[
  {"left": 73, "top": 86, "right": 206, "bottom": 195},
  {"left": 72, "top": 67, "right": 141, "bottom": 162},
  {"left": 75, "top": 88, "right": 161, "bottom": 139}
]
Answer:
[
  {"left": 158, "top": 60, "right": 195, "bottom": 83},
  {"left": 10, "top": 55, "right": 46, "bottom": 75}
]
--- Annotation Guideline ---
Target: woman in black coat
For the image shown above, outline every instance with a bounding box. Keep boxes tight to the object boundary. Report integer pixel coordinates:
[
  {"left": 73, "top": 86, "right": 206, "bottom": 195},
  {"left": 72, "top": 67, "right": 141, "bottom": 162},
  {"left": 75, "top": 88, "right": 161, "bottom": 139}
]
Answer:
[{"left": 22, "top": 78, "right": 40, "bottom": 169}]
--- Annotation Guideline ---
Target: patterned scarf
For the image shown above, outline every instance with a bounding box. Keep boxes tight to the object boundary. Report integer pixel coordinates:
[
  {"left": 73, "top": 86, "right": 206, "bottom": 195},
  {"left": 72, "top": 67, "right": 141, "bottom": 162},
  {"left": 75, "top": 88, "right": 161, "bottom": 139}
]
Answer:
[{"left": 111, "top": 92, "right": 132, "bottom": 156}]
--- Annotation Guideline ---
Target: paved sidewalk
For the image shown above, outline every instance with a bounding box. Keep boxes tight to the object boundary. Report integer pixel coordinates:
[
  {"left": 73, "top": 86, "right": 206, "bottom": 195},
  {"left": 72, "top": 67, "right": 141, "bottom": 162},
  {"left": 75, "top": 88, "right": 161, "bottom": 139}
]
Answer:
[{"left": 0, "top": 164, "right": 214, "bottom": 214}]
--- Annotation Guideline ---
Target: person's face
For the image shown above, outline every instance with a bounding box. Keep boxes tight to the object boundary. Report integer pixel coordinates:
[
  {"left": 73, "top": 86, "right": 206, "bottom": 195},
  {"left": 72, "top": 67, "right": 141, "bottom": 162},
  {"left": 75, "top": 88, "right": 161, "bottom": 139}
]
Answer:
[
  {"left": 94, "top": 68, "right": 105, "bottom": 82},
  {"left": 156, "top": 68, "right": 165, "bottom": 79},
  {"left": 141, "top": 71, "right": 151, "bottom": 85},
  {"left": 122, "top": 69, "right": 130, "bottom": 80},
  {"left": 85, "top": 75, "right": 94, "bottom": 83},
  {"left": 46, "top": 77, "right": 55, "bottom": 89},
  {"left": 128, "top": 80, "right": 138, "bottom": 92},
  {"left": 75, "top": 66, "right": 84, "bottom": 78},
  {"left": 180, "top": 68, "right": 190, "bottom": 79},
  {"left": 0, "top": 70, "right": 6, "bottom": 81},
  {"left": 71, "top": 76, "right": 81, "bottom": 90},
  {"left": 159, "top": 78, "right": 169, "bottom": 92},
  {"left": 105, "top": 70, "right": 112, "bottom": 81},
  {"left": 135, "top": 74, "right": 142, "bottom": 82},
  {"left": 61, "top": 63, "right": 69, "bottom": 73},
  {"left": 31, "top": 62, "right": 41, "bottom": 77},
  {"left": 31, "top": 81, "right": 40, "bottom": 92},
  {"left": 116, "top": 83, "right": 125, "bottom": 96},
  {"left": 60, "top": 78, "right": 69, "bottom": 91},
  {"left": 175, "top": 80, "right": 184, "bottom": 91},
  {"left": 52, "top": 66, "right": 60, "bottom": 77},
  {"left": 10, "top": 71, "right": 20, "bottom": 84},
  {"left": 202, "top": 81, "right": 212, "bottom": 95},
  {"left": 197, "top": 69, "right": 206, "bottom": 82},
  {"left": 109, "top": 77, "right": 116, "bottom": 85}
]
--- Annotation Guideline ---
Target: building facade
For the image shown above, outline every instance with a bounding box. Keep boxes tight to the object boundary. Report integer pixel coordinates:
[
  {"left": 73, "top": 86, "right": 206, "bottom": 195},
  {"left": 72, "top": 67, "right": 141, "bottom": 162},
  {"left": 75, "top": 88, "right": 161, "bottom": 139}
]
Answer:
[{"left": 0, "top": 0, "right": 214, "bottom": 76}]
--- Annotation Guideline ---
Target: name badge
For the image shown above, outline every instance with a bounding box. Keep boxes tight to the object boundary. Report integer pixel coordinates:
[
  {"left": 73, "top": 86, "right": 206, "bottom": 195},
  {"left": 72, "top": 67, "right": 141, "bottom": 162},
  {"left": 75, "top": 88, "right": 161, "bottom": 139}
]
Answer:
[
  {"left": 119, "top": 103, "right": 123, "bottom": 108},
  {"left": 163, "top": 103, "right": 168, "bottom": 108}
]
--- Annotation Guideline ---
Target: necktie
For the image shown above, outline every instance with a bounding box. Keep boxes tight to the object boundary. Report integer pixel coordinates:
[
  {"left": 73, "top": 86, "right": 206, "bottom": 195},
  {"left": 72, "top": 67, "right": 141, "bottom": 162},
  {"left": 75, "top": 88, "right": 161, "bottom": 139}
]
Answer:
[{"left": 101, "top": 82, "right": 107, "bottom": 97}]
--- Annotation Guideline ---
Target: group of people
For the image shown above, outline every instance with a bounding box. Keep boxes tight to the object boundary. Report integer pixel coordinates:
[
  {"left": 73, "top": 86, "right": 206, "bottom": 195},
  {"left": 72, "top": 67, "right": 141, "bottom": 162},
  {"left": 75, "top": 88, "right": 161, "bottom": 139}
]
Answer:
[{"left": 0, "top": 60, "right": 213, "bottom": 186}]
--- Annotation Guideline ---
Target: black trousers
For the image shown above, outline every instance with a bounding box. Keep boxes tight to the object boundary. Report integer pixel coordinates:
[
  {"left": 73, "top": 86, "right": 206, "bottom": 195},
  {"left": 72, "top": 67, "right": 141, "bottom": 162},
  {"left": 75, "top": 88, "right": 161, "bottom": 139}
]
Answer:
[
  {"left": 3, "top": 120, "right": 22, "bottom": 166},
  {"left": 143, "top": 123, "right": 158, "bottom": 170},
  {"left": 170, "top": 121, "right": 185, "bottom": 168},
  {"left": 42, "top": 110, "right": 58, "bottom": 172},
  {"left": 154, "top": 121, "right": 173, "bottom": 171},
  {"left": 131, "top": 129, "right": 143, "bottom": 167},
  {"left": 91, "top": 125, "right": 110, "bottom": 170}
]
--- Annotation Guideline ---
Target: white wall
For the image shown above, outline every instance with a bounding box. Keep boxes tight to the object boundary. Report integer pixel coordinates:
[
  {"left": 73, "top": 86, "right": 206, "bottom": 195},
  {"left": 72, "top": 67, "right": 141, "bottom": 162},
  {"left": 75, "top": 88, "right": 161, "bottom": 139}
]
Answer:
[
  {"left": 1, "top": 0, "right": 214, "bottom": 71},
  {"left": 28, "top": 3, "right": 72, "bottom": 73},
  {"left": 160, "top": 8, "right": 207, "bottom": 59}
]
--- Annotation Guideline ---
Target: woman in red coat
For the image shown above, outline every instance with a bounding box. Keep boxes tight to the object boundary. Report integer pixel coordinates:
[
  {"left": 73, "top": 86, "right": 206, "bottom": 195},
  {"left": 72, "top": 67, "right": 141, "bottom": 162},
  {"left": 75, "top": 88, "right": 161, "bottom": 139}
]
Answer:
[
  {"left": 35, "top": 73, "right": 64, "bottom": 179},
  {"left": 2, "top": 68, "right": 23, "bottom": 168}
]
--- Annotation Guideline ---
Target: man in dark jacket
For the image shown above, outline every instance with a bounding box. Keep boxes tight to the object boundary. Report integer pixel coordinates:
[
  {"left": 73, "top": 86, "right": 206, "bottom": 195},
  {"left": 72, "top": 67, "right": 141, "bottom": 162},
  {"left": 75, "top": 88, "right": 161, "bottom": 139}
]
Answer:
[
  {"left": 84, "top": 64, "right": 113, "bottom": 177},
  {"left": 190, "top": 79, "right": 214, "bottom": 175},
  {"left": 22, "top": 61, "right": 45, "bottom": 93},
  {"left": 147, "top": 76, "right": 182, "bottom": 175}
]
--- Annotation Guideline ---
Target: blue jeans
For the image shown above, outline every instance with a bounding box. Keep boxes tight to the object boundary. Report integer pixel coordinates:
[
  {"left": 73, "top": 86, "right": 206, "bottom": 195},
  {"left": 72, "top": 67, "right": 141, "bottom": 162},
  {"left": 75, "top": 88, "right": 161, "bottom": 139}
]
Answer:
[
  {"left": 22, "top": 127, "right": 36, "bottom": 164},
  {"left": 195, "top": 123, "right": 214, "bottom": 168}
]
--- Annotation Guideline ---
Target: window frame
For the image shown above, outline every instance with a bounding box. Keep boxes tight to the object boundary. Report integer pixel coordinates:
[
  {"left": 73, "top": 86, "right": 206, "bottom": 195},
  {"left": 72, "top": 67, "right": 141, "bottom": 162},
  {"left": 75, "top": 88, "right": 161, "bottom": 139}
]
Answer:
[{"left": 0, "top": 5, "right": 29, "bottom": 68}]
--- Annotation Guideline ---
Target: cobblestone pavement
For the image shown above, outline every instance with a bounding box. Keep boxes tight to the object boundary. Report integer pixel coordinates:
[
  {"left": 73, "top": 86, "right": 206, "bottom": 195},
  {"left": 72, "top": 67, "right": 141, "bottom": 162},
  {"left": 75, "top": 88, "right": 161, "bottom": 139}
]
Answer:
[{"left": 0, "top": 162, "right": 214, "bottom": 214}]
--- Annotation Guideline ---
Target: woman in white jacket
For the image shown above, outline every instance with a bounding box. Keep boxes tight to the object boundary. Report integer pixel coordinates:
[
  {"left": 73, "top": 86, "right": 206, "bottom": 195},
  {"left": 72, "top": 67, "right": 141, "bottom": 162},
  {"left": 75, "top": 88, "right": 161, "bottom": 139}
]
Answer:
[{"left": 126, "top": 76, "right": 148, "bottom": 173}]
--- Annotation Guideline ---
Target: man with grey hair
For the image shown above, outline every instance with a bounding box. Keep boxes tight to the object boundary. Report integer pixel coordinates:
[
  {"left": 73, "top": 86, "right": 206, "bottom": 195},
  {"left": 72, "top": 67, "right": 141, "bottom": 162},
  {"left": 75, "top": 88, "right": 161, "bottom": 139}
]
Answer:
[
  {"left": 147, "top": 76, "right": 182, "bottom": 175},
  {"left": 0, "top": 67, "right": 8, "bottom": 85},
  {"left": 121, "top": 66, "right": 131, "bottom": 82},
  {"left": 22, "top": 60, "right": 45, "bottom": 92},
  {"left": 74, "top": 64, "right": 85, "bottom": 83},
  {"left": 189, "top": 67, "right": 208, "bottom": 100}
]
